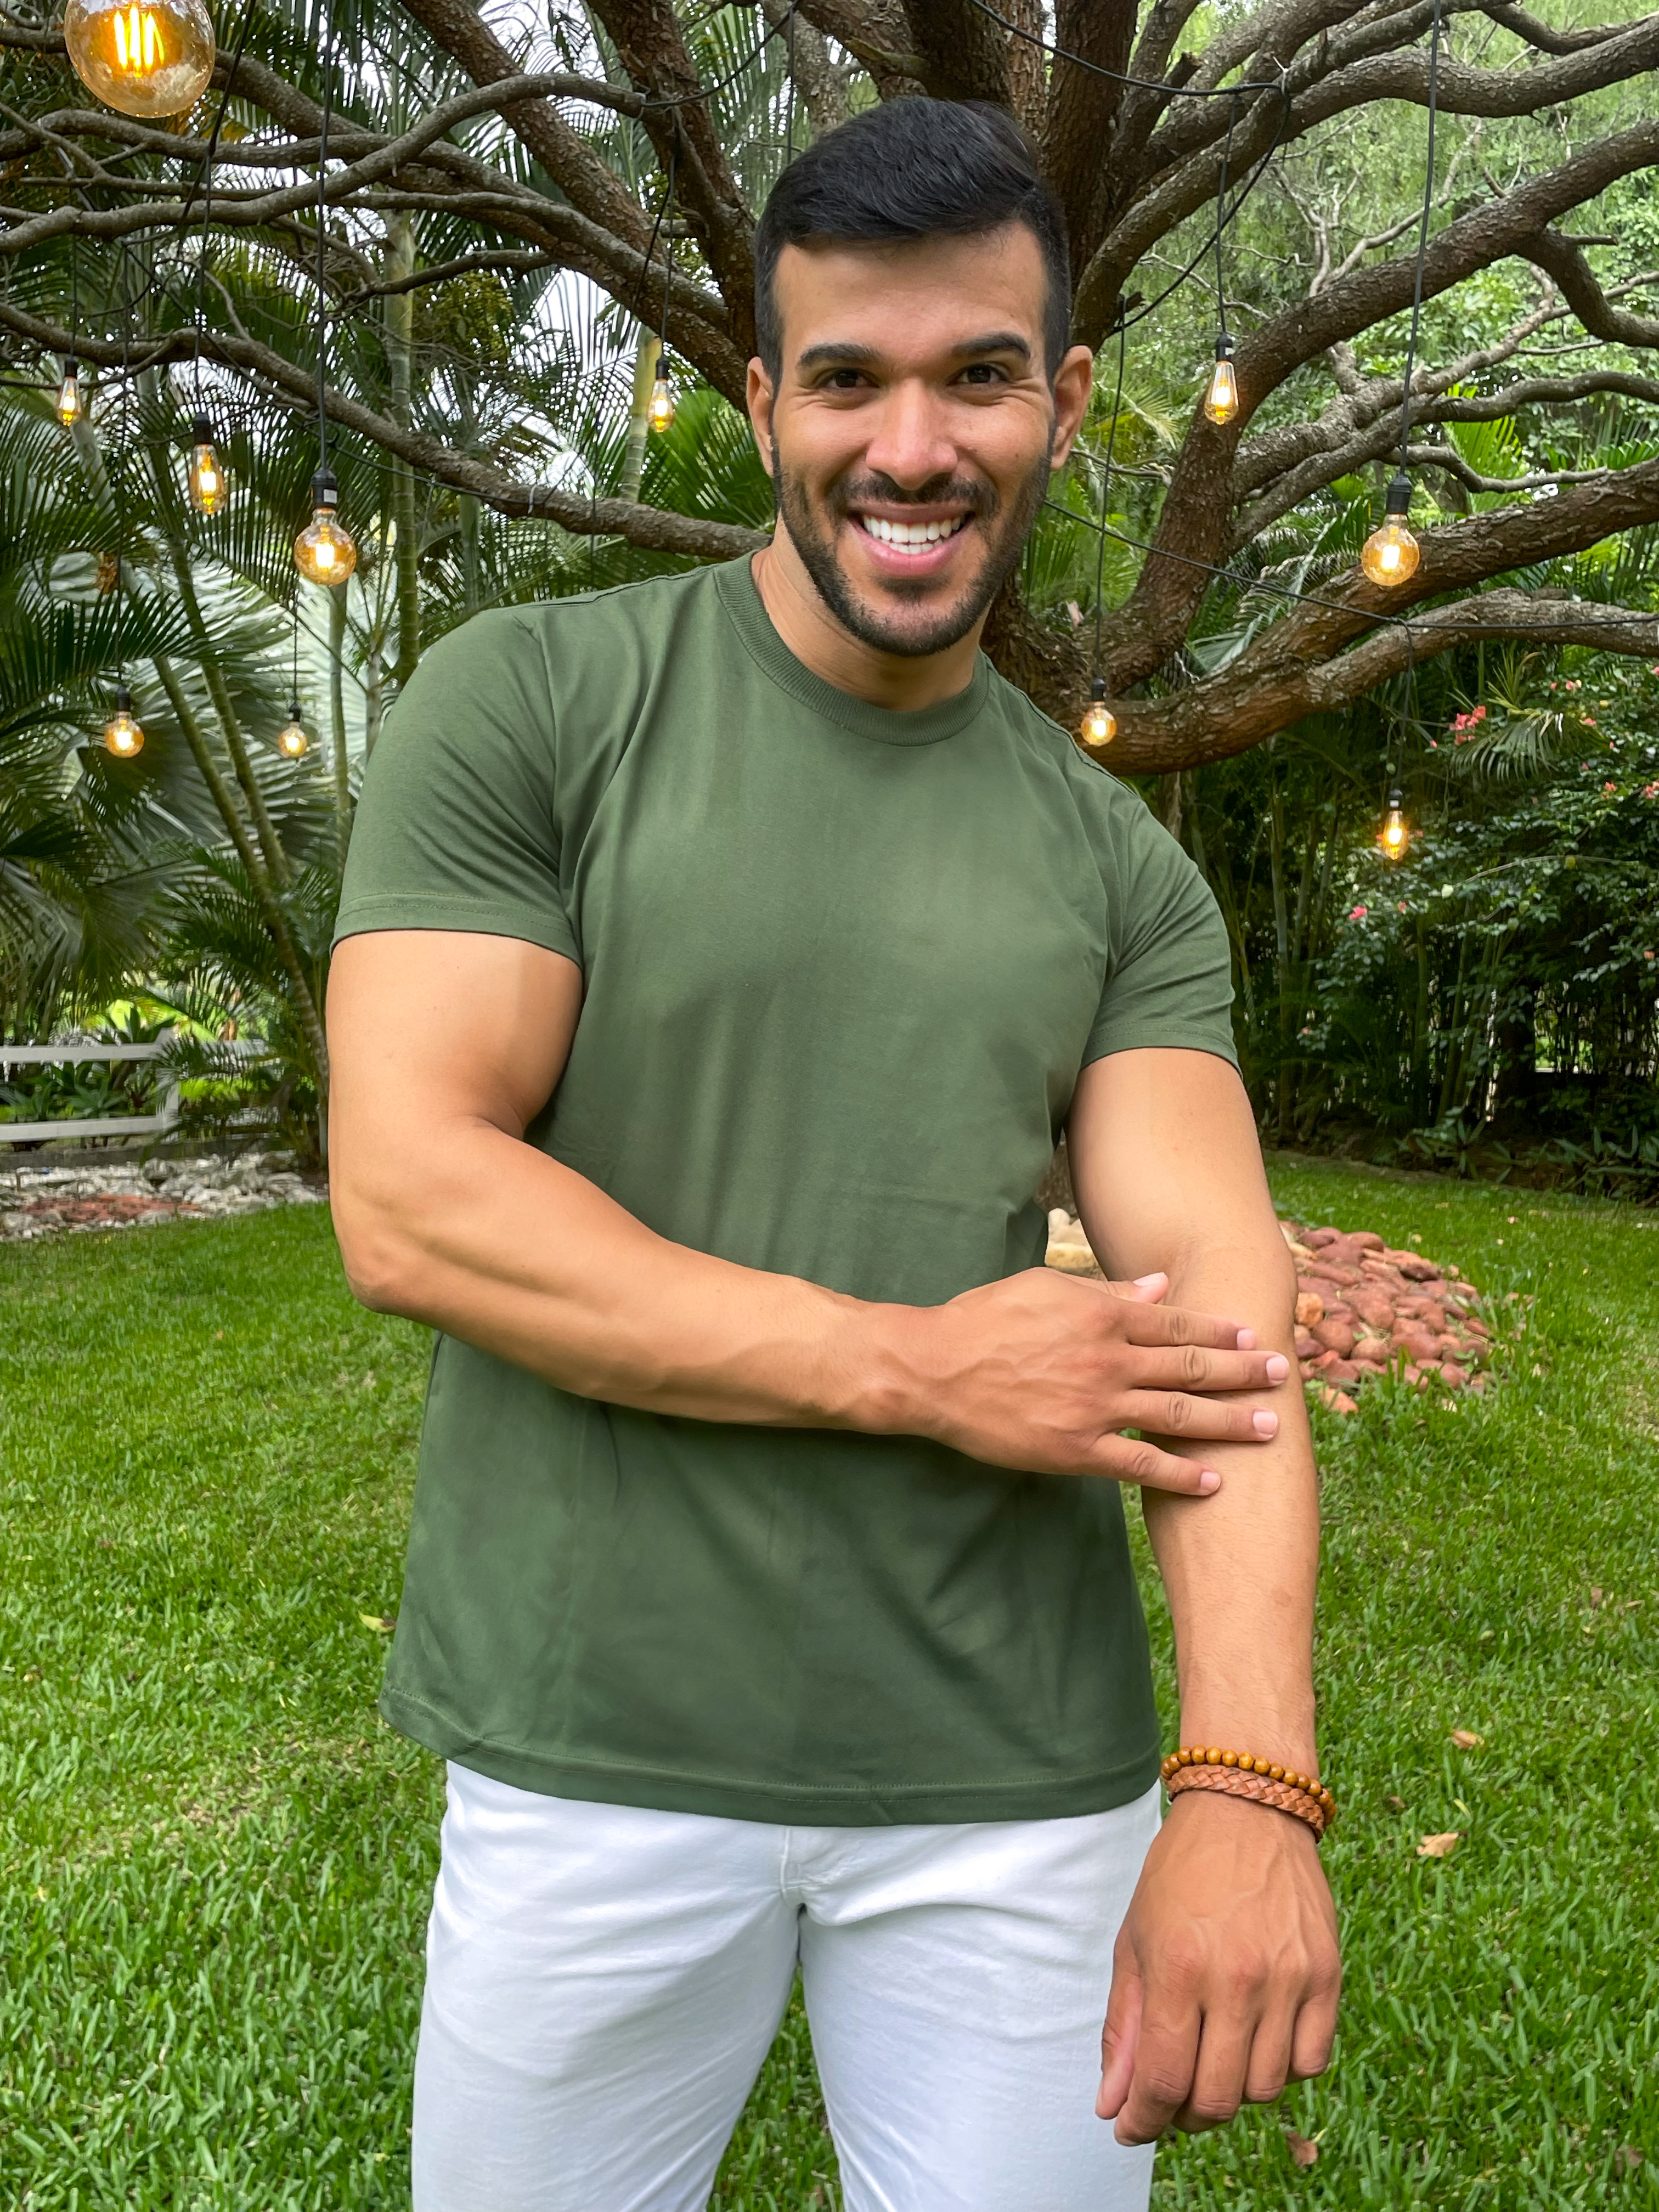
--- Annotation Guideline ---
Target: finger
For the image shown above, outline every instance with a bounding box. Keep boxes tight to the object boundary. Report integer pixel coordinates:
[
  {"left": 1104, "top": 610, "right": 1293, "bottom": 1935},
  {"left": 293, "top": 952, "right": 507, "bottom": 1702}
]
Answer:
[
  {"left": 1097, "top": 1949, "right": 1143, "bottom": 2120},
  {"left": 1173, "top": 2004, "right": 1259, "bottom": 2136},
  {"left": 1243, "top": 2006, "right": 1296, "bottom": 2106},
  {"left": 1289, "top": 1984, "right": 1340, "bottom": 2081},
  {"left": 1086, "top": 1434, "right": 1222, "bottom": 1496},
  {"left": 1118, "top": 1300, "right": 1253, "bottom": 1352},
  {"left": 1127, "top": 1346, "right": 1291, "bottom": 1396},
  {"left": 1121, "top": 1392, "right": 1283, "bottom": 1444},
  {"left": 1103, "top": 1272, "right": 1169, "bottom": 1302},
  {"left": 1113, "top": 1989, "right": 1201, "bottom": 2146}
]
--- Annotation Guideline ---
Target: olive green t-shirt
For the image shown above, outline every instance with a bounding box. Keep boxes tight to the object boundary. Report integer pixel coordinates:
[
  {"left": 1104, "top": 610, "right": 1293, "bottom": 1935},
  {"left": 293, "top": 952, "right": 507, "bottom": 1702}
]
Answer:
[{"left": 334, "top": 556, "right": 1238, "bottom": 1825}]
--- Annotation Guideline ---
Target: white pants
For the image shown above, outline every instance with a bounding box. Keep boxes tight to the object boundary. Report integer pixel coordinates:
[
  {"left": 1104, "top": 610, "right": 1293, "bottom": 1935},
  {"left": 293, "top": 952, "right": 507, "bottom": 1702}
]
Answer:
[{"left": 412, "top": 1763, "right": 1160, "bottom": 2212}]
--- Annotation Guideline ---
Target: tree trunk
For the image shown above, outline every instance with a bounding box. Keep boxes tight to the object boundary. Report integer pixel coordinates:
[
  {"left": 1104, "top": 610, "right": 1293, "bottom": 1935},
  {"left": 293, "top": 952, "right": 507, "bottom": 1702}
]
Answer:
[
  {"left": 619, "top": 326, "right": 661, "bottom": 504},
  {"left": 330, "top": 586, "right": 352, "bottom": 867},
  {"left": 386, "top": 211, "right": 422, "bottom": 690}
]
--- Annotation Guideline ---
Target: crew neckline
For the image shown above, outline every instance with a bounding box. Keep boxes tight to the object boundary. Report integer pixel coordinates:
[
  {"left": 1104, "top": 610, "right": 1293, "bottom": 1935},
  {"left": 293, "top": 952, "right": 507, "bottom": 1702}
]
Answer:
[{"left": 715, "top": 555, "right": 991, "bottom": 747}]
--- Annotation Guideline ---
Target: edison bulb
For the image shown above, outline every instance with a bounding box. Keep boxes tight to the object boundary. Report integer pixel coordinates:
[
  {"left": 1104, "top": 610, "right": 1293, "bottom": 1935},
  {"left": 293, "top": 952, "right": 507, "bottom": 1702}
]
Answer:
[
  {"left": 275, "top": 703, "right": 309, "bottom": 758},
  {"left": 103, "top": 685, "right": 144, "bottom": 757},
  {"left": 57, "top": 357, "right": 82, "bottom": 426},
  {"left": 646, "top": 372, "right": 675, "bottom": 434},
  {"left": 294, "top": 467, "right": 357, "bottom": 584},
  {"left": 1361, "top": 475, "right": 1420, "bottom": 588},
  {"left": 63, "top": 0, "right": 216, "bottom": 118},
  {"left": 1379, "top": 790, "right": 1409, "bottom": 861},
  {"left": 188, "top": 415, "right": 227, "bottom": 514},
  {"left": 1079, "top": 680, "right": 1117, "bottom": 746},
  {"left": 1203, "top": 338, "right": 1238, "bottom": 425}
]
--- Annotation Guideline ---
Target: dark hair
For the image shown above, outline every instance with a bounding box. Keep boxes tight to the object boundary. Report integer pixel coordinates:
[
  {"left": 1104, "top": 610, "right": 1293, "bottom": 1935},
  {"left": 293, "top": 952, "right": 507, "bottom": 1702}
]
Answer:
[{"left": 753, "top": 99, "right": 1071, "bottom": 383}]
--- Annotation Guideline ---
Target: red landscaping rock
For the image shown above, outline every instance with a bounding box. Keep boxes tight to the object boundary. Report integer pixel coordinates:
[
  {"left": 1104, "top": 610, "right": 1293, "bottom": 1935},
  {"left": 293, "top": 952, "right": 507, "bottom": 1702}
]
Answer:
[{"left": 1280, "top": 1218, "right": 1499, "bottom": 1406}]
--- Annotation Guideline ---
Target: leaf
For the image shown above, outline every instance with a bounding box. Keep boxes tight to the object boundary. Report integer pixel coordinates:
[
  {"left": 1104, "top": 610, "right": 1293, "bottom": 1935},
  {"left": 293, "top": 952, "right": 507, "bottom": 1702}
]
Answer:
[
  {"left": 1385, "top": 1793, "right": 1406, "bottom": 1812},
  {"left": 1589, "top": 1585, "right": 1605, "bottom": 1608},
  {"left": 1617, "top": 2147, "right": 1644, "bottom": 2174},
  {"left": 1449, "top": 1729, "right": 1484, "bottom": 1750},
  {"left": 1417, "top": 1830, "right": 1462, "bottom": 1858},
  {"left": 359, "top": 1612, "right": 396, "bottom": 1633},
  {"left": 1284, "top": 2127, "right": 1320, "bottom": 2169}
]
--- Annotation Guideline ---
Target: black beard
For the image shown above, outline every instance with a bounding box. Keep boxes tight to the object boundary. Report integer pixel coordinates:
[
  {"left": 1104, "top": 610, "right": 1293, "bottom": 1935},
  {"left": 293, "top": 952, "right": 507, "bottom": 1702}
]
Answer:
[{"left": 771, "top": 438, "right": 1052, "bottom": 661}]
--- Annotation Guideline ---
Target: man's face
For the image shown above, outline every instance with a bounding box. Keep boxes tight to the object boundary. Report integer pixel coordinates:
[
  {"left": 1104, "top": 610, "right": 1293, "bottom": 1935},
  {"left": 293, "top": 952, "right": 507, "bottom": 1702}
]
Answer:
[{"left": 747, "top": 225, "right": 1093, "bottom": 659}]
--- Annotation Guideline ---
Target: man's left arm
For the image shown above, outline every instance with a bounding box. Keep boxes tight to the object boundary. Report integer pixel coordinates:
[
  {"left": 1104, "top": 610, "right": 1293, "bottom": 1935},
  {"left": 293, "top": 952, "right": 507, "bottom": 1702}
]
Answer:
[{"left": 1066, "top": 1046, "right": 1341, "bottom": 2145}]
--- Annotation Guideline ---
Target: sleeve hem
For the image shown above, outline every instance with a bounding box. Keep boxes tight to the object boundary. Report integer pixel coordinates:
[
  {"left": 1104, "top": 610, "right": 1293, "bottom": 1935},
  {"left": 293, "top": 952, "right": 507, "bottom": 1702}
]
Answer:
[
  {"left": 331, "top": 900, "right": 580, "bottom": 966},
  {"left": 1080, "top": 1028, "right": 1240, "bottom": 1072}
]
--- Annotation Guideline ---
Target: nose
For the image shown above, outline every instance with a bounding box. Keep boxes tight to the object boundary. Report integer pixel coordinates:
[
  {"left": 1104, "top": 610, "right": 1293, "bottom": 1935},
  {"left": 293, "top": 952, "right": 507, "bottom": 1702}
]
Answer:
[{"left": 860, "top": 375, "right": 960, "bottom": 492}]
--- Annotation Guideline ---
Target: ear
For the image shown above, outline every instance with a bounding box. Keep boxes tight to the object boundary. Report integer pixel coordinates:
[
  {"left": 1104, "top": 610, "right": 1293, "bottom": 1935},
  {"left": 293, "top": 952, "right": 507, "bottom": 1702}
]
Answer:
[
  {"left": 1048, "top": 342, "right": 1098, "bottom": 470},
  {"left": 747, "top": 357, "right": 777, "bottom": 477}
]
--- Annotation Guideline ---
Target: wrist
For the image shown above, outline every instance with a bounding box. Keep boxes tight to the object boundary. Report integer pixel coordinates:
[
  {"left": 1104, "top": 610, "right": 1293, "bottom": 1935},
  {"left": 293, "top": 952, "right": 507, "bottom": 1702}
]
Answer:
[{"left": 820, "top": 1294, "right": 943, "bottom": 1440}]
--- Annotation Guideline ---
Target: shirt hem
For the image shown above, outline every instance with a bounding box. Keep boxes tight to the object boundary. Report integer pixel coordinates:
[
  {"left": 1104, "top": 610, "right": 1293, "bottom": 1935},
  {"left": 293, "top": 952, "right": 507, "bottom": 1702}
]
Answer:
[
  {"left": 1081, "top": 1026, "right": 1239, "bottom": 1071},
  {"left": 331, "top": 896, "right": 580, "bottom": 965},
  {"left": 379, "top": 1685, "right": 1164, "bottom": 1828}
]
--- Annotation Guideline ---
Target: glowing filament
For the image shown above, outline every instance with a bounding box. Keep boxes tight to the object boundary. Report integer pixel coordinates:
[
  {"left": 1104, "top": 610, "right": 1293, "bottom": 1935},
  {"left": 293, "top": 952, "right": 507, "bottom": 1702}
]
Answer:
[{"left": 647, "top": 375, "right": 675, "bottom": 434}]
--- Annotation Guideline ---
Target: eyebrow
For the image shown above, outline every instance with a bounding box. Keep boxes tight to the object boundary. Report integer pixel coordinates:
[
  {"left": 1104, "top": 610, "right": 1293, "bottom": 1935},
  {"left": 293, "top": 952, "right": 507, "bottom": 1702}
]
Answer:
[{"left": 794, "top": 331, "right": 1034, "bottom": 373}]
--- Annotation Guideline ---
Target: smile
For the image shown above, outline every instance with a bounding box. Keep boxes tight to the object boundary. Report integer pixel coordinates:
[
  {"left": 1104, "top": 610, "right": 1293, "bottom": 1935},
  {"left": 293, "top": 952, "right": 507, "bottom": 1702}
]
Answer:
[{"left": 854, "top": 514, "right": 970, "bottom": 555}]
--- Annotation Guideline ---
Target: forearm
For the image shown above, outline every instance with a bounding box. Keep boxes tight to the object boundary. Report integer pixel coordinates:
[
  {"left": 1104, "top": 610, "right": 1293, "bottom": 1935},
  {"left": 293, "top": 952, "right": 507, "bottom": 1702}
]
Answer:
[
  {"left": 334, "top": 1115, "right": 906, "bottom": 1429},
  {"left": 1142, "top": 1232, "right": 1319, "bottom": 1772}
]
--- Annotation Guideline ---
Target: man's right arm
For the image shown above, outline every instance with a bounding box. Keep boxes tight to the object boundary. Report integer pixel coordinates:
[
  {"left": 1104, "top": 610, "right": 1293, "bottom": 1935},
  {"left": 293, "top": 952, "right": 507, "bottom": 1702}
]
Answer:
[{"left": 327, "top": 929, "right": 1288, "bottom": 1491}]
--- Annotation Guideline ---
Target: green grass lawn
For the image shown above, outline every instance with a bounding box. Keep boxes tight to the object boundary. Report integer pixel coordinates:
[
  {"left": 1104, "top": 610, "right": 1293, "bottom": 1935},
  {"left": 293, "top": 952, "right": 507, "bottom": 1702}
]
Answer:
[{"left": 1, "top": 1162, "right": 1655, "bottom": 2209}]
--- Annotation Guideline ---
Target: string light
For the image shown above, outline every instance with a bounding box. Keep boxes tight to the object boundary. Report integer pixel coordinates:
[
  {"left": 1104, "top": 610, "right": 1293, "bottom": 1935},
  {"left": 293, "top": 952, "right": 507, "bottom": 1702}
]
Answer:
[
  {"left": 103, "top": 681, "right": 144, "bottom": 756},
  {"left": 275, "top": 699, "right": 310, "bottom": 757},
  {"left": 63, "top": 0, "right": 216, "bottom": 119},
  {"left": 1379, "top": 786, "right": 1410, "bottom": 859},
  {"left": 1361, "top": 474, "right": 1420, "bottom": 587},
  {"left": 1080, "top": 676, "right": 1118, "bottom": 746},
  {"left": 56, "top": 356, "right": 83, "bottom": 426},
  {"left": 294, "top": 466, "right": 357, "bottom": 583},
  {"left": 1203, "top": 335, "right": 1238, "bottom": 426},
  {"left": 187, "top": 412, "right": 227, "bottom": 513},
  {"left": 647, "top": 357, "right": 675, "bottom": 434}
]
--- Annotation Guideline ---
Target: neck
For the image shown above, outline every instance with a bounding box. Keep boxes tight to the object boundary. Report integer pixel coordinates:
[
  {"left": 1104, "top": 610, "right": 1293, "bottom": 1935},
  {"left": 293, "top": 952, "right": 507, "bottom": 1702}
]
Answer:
[{"left": 749, "top": 530, "right": 984, "bottom": 713}]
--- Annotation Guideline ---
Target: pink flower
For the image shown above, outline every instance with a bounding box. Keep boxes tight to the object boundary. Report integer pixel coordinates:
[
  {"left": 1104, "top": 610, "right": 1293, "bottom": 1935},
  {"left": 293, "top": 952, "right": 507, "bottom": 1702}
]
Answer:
[
  {"left": 1397, "top": 900, "right": 1408, "bottom": 912},
  {"left": 1604, "top": 781, "right": 1618, "bottom": 793},
  {"left": 1644, "top": 783, "right": 1659, "bottom": 799},
  {"left": 1472, "top": 704, "right": 1486, "bottom": 720},
  {"left": 1584, "top": 718, "right": 1598, "bottom": 729},
  {"left": 1565, "top": 680, "right": 1579, "bottom": 691},
  {"left": 1348, "top": 904, "right": 1368, "bottom": 921}
]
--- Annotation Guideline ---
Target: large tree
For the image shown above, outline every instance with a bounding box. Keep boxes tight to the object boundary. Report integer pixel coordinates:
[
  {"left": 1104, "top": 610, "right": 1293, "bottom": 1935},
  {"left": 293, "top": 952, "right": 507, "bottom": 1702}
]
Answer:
[{"left": 3, "top": 0, "right": 1658, "bottom": 769}]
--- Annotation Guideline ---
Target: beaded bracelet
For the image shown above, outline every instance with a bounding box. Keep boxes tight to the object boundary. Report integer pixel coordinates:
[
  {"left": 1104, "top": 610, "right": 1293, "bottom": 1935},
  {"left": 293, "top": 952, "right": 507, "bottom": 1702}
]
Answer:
[{"left": 1160, "top": 1747, "right": 1338, "bottom": 1841}]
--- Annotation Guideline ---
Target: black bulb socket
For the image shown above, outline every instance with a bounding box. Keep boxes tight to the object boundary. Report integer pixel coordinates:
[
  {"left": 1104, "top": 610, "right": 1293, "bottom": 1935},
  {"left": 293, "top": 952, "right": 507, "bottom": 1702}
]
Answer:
[
  {"left": 1090, "top": 675, "right": 1107, "bottom": 702},
  {"left": 63, "top": 354, "right": 81, "bottom": 378},
  {"left": 191, "top": 412, "right": 215, "bottom": 444},
  {"left": 1386, "top": 785, "right": 1404, "bottom": 808},
  {"left": 115, "top": 682, "right": 132, "bottom": 713},
  {"left": 310, "top": 466, "right": 339, "bottom": 508},
  {"left": 1214, "top": 332, "right": 1235, "bottom": 363},
  {"left": 1383, "top": 473, "right": 1412, "bottom": 520},
  {"left": 288, "top": 698, "right": 303, "bottom": 721}
]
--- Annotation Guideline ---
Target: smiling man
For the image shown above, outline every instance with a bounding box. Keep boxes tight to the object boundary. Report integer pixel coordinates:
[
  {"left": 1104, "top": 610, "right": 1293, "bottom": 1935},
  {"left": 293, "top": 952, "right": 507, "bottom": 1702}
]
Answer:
[{"left": 328, "top": 98, "right": 1339, "bottom": 2212}]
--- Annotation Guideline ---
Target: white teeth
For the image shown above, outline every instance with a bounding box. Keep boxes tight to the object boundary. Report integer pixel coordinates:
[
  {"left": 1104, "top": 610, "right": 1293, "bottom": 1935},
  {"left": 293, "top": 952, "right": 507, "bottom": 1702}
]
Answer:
[{"left": 858, "top": 515, "right": 967, "bottom": 552}]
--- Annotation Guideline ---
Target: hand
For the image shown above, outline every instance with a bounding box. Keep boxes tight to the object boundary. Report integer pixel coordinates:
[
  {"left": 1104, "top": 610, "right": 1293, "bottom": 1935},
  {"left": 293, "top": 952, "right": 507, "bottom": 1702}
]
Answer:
[
  {"left": 905, "top": 1268, "right": 1291, "bottom": 1494},
  {"left": 1097, "top": 1792, "right": 1341, "bottom": 2141}
]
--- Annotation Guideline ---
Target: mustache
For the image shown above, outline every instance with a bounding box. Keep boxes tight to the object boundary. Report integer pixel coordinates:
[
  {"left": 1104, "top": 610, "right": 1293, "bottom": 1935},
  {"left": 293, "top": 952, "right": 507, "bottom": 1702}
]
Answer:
[{"left": 827, "top": 473, "right": 998, "bottom": 520}]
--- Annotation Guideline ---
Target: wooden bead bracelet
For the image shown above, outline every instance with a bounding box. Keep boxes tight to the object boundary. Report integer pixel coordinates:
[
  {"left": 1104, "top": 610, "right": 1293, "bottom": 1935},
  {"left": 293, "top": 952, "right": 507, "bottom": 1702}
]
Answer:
[{"left": 1160, "top": 1747, "right": 1338, "bottom": 1841}]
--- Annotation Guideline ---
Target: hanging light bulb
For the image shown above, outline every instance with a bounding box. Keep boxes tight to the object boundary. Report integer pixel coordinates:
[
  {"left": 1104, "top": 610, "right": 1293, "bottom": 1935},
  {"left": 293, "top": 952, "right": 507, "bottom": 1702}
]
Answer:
[
  {"left": 275, "top": 700, "right": 310, "bottom": 758},
  {"left": 63, "top": 0, "right": 216, "bottom": 119},
  {"left": 187, "top": 413, "right": 227, "bottom": 515},
  {"left": 646, "top": 357, "right": 676, "bottom": 435},
  {"left": 103, "top": 682, "right": 144, "bottom": 758},
  {"left": 1079, "top": 676, "right": 1118, "bottom": 747},
  {"left": 1379, "top": 787, "right": 1410, "bottom": 861},
  {"left": 1361, "top": 474, "right": 1421, "bottom": 588},
  {"left": 1203, "top": 334, "right": 1239, "bottom": 426},
  {"left": 294, "top": 466, "right": 357, "bottom": 584},
  {"left": 57, "top": 356, "right": 83, "bottom": 427}
]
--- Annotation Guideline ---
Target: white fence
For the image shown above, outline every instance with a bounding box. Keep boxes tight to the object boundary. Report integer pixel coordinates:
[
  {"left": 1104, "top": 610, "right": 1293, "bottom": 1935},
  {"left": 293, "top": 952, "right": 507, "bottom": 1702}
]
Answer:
[{"left": 0, "top": 1043, "right": 183, "bottom": 1146}]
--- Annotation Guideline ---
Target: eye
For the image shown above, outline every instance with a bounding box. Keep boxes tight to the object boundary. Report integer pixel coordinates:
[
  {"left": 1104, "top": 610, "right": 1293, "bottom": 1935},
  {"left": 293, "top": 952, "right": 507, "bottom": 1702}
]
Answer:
[
  {"left": 958, "top": 362, "right": 1009, "bottom": 386},
  {"left": 819, "top": 367, "right": 870, "bottom": 391}
]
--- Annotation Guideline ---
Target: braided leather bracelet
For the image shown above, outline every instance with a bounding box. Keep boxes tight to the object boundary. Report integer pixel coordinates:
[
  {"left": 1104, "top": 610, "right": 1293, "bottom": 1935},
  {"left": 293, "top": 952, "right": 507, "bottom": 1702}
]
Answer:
[{"left": 1160, "top": 1748, "right": 1337, "bottom": 1841}]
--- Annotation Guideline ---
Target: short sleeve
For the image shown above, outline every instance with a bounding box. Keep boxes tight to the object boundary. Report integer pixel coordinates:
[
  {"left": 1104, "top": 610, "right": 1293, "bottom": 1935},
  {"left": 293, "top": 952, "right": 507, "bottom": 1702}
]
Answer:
[
  {"left": 332, "top": 609, "right": 579, "bottom": 966},
  {"left": 1082, "top": 794, "right": 1238, "bottom": 1069}
]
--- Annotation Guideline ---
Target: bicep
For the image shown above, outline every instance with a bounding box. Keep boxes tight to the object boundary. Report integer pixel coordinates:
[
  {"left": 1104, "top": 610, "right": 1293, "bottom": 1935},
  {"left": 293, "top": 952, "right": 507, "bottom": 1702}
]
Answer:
[
  {"left": 329, "top": 929, "right": 583, "bottom": 1150},
  {"left": 1066, "top": 1048, "right": 1283, "bottom": 1291}
]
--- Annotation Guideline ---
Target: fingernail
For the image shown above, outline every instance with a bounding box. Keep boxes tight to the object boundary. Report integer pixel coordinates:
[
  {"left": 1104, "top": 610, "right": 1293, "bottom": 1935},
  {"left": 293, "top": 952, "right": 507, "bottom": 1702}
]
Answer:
[
  {"left": 1253, "top": 1409, "right": 1279, "bottom": 1436},
  {"left": 1237, "top": 1327, "right": 1258, "bottom": 1348},
  {"left": 1198, "top": 1469, "right": 1221, "bottom": 1493},
  {"left": 1266, "top": 1353, "right": 1289, "bottom": 1382},
  {"left": 1133, "top": 1272, "right": 1166, "bottom": 1288}
]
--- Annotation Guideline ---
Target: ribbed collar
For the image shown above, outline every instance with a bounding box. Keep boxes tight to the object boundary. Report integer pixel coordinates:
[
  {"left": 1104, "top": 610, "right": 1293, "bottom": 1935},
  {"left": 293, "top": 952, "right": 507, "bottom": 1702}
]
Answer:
[{"left": 714, "top": 554, "right": 991, "bottom": 747}]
